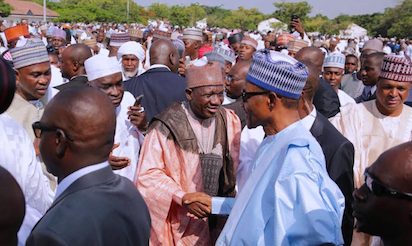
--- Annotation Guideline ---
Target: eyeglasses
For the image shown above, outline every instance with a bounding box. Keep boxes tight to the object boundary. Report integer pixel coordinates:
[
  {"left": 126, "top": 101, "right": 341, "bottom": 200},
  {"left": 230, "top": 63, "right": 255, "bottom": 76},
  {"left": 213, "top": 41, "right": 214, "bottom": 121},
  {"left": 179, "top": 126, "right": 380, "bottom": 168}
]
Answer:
[
  {"left": 225, "top": 75, "right": 244, "bottom": 84},
  {"left": 241, "top": 90, "right": 271, "bottom": 102},
  {"left": 32, "top": 121, "right": 74, "bottom": 141},
  {"left": 364, "top": 168, "right": 412, "bottom": 201}
]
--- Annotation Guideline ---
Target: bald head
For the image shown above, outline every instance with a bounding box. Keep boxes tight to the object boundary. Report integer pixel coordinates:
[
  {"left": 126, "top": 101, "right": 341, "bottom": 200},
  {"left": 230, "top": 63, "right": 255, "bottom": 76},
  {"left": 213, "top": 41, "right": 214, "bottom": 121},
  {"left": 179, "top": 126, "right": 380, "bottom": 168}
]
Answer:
[
  {"left": 0, "top": 166, "right": 25, "bottom": 246},
  {"left": 39, "top": 87, "right": 116, "bottom": 180},
  {"left": 299, "top": 60, "right": 320, "bottom": 102},
  {"left": 295, "top": 47, "right": 325, "bottom": 72},
  {"left": 61, "top": 44, "right": 93, "bottom": 79},
  {"left": 149, "top": 39, "right": 179, "bottom": 73}
]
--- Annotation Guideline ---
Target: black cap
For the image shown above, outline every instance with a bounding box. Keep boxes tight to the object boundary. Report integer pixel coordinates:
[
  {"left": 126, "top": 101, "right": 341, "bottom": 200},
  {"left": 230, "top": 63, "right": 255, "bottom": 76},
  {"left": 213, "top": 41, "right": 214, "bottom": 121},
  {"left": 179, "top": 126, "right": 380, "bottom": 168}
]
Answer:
[{"left": 228, "top": 33, "right": 243, "bottom": 45}]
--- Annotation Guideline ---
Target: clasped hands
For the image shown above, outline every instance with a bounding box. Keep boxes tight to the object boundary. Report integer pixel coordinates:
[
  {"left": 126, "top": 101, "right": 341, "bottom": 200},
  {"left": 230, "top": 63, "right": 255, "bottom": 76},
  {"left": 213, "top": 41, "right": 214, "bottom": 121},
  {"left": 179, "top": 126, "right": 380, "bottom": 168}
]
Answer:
[{"left": 182, "top": 192, "right": 212, "bottom": 219}]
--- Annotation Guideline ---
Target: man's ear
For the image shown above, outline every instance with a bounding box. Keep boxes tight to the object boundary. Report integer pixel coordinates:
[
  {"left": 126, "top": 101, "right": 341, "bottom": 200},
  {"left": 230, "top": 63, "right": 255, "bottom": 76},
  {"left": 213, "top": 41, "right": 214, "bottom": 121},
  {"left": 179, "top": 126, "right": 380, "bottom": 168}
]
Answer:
[
  {"left": 55, "top": 129, "right": 68, "bottom": 159},
  {"left": 72, "top": 61, "right": 80, "bottom": 72},
  {"left": 185, "top": 88, "right": 193, "bottom": 101},
  {"left": 14, "top": 69, "right": 20, "bottom": 88},
  {"left": 268, "top": 92, "right": 277, "bottom": 110}
]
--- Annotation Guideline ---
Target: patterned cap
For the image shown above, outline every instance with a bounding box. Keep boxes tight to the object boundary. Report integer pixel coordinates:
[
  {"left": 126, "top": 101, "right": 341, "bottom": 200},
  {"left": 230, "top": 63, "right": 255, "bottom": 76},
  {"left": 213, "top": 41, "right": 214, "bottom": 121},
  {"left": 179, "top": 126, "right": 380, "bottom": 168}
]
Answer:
[
  {"left": 110, "top": 32, "right": 130, "bottom": 47},
  {"left": 241, "top": 36, "right": 258, "bottom": 50},
  {"left": 363, "top": 39, "right": 383, "bottom": 52},
  {"left": 287, "top": 39, "right": 309, "bottom": 53},
  {"left": 171, "top": 32, "right": 181, "bottom": 41},
  {"left": 228, "top": 33, "right": 243, "bottom": 45},
  {"left": 323, "top": 52, "right": 346, "bottom": 69},
  {"left": 185, "top": 61, "right": 224, "bottom": 88},
  {"left": 204, "top": 52, "right": 226, "bottom": 69},
  {"left": 380, "top": 55, "right": 412, "bottom": 82},
  {"left": 152, "top": 29, "right": 171, "bottom": 40},
  {"left": 312, "top": 40, "right": 322, "bottom": 48},
  {"left": 276, "top": 33, "right": 296, "bottom": 47},
  {"left": 82, "top": 38, "right": 97, "bottom": 48},
  {"left": 172, "top": 39, "right": 185, "bottom": 53},
  {"left": 4, "top": 24, "right": 30, "bottom": 42},
  {"left": 214, "top": 45, "right": 235, "bottom": 63},
  {"left": 215, "top": 33, "right": 224, "bottom": 41},
  {"left": 52, "top": 28, "right": 66, "bottom": 40},
  {"left": 183, "top": 28, "right": 203, "bottom": 42},
  {"left": 10, "top": 39, "right": 49, "bottom": 70},
  {"left": 246, "top": 50, "right": 309, "bottom": 99},
  {"left": 129, "top": 28, "right": 143, "bottom": 38},
  {"left": 85, "top": 56, "right": 122, "bottom": 81}
]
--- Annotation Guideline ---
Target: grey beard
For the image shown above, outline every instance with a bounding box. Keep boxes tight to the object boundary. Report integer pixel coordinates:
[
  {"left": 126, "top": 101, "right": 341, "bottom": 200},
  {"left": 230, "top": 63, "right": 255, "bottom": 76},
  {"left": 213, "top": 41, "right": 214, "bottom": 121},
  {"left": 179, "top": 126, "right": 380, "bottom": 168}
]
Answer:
[{"left": 122, "top": 66, "right": 139, "bottom": 79}]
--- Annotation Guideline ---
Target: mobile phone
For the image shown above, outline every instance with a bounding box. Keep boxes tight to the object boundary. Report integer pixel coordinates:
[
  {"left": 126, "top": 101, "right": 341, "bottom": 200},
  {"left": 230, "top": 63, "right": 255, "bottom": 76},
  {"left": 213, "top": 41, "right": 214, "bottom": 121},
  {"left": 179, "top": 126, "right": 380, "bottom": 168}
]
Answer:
[
  {"left": 134, "top": 94, "right": 144, "bottom": 106},
  {"left": 291, "top": 14, "right": 299, "bottom": 21},
  {"left": 290, "top": 14, "right": 299, "bottom": 33}
]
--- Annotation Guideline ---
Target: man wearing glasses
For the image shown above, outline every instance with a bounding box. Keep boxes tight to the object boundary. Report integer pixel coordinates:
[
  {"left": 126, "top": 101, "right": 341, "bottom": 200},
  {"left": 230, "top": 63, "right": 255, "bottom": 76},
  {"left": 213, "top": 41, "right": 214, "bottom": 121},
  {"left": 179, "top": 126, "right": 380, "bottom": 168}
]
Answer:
[
  {"left": 187, "top": 51, "right": 345, "bottom": 245},
  {"left": 353, "top": 142, "right": 412, "bottom": 246}
]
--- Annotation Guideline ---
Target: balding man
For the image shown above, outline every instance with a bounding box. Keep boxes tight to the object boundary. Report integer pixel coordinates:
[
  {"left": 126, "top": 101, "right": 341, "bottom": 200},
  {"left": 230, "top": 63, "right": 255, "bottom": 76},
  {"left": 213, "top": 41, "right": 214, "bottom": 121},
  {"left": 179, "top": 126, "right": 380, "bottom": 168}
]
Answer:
[
  {"left": 224, "top": 60, "right": 251, "bottom": 129},
  {"left": 0, "top": 166, "right": 25, "bottom": 246},
  {"left": 55, "top": 43, "right": 92, "bottom": 90},
  {"left": 26, "top": 87, "right": 151, "bottom": 246},
  {"left": 353, "top": 142, "right": 412, "bottom": 246},
  {"left": 124, "top": 39, "right": 187, "bottom": 121},
  {"left": 295, "top": 46, "right": 340, "bottom": 118}
]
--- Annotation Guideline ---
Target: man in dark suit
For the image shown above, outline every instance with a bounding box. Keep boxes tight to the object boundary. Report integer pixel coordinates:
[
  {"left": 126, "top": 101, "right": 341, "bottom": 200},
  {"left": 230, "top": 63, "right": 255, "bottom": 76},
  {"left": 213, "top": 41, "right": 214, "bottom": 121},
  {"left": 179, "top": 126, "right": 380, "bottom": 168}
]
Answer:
[
  {"left": 27, "top": 87, "right": 151, "bottom": 246},
  {"left": 356, "top": 52, "right": 385, "bottom": 103},
  {"left": 299, "top": 61, "right": 354, "bottom": 246},
  {"left": 55, "top": 44, "right": 92, "bottom": 90},
  {"left": 295, "top": 46, "right": 340, "bottom": 118},
  {"left": 124, "top": 39, "right": 187, "bottom": 121}
]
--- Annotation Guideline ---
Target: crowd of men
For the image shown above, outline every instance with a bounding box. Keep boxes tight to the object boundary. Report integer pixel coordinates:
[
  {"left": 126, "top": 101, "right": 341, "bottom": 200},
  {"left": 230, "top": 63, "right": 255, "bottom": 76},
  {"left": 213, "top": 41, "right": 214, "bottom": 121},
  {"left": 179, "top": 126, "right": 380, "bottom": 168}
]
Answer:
[{"left": 1, "top": 17, "right": 412, "bottom": 246}]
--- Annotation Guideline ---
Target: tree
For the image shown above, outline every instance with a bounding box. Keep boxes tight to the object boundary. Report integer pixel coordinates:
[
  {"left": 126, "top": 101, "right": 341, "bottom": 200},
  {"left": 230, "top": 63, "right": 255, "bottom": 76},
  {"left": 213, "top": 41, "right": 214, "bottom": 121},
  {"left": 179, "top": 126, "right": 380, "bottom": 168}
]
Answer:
[
  {"left": 221, "top": 7, "right": 264, "bottom": 30},
  {"left": 0, "top": 0, "right": 13, "bottom": 17},
  {"left": 148, "top": 3, "right": 170, "bottom": 21},
  {"left": 169, "top": 5, "right": 189, "bottom": 27},
  {"left": 184, "top": 4, "right": 206, "bottom": 27},
  {"left": 272, "top": 0, "right": 312, "bottom": 23}
]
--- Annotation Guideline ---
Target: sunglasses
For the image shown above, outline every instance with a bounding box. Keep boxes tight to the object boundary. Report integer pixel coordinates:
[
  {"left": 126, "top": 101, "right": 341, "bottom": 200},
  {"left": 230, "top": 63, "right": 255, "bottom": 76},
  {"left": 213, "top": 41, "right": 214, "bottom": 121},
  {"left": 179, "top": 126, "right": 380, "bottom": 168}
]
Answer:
[
  {"left": 364, "top": 168, "right": 412, "bottom": 201},
  {"left": 225, "top": 75, "right": 244, "bottom": 84},
  {"left": 32, "top": 121, "right": 74, "bottom": 141},
  {"left": 241, "top": 90, "right": 271, "bottom": 103}
]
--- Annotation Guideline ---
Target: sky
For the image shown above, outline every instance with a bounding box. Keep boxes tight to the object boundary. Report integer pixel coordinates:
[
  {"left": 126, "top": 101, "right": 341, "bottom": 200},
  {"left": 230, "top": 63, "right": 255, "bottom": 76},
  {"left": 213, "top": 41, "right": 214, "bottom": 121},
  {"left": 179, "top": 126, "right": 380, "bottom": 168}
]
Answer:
[{"left": 134, "top": 0, "right": 401, "bottom": 18}]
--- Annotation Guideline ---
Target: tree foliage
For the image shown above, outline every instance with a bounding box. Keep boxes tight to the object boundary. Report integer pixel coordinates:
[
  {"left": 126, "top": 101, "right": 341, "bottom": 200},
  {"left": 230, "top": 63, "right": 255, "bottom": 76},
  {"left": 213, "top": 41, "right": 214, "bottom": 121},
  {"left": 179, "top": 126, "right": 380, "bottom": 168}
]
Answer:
[
  {"left": 272, "top": 0, "right": 312, "bottom": 23},
  {"left": 0, "top": 0, "right": 13, "bottom": 17}
]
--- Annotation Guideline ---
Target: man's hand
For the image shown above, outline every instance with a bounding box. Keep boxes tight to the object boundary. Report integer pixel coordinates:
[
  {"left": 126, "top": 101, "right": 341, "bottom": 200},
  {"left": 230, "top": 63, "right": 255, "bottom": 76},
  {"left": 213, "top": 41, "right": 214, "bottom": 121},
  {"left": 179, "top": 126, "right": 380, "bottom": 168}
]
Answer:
[
  {"left": 178, "top": 57, "right": 186, "bottom": 77},
  {"left": 109, "top": 143, "right": 130, "bottom": 170},
  {"left": 182, "top": 192, "right": 212, "bottom": 219},
  {"left": 127, "top": 106, "right": 148, "bottom": 132},
  {"left": 290, "top": 18, "right": 305, "bottom": 39}
]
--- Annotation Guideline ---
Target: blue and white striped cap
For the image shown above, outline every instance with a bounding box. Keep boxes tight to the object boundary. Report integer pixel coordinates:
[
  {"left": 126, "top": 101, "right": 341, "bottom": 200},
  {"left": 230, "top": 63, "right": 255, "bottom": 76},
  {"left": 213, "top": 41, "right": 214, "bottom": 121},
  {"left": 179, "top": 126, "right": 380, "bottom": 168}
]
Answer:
[
  {"left": 246, "top": 49, "right": 309, "bottom": 99},
  {"left": 323, "top": 52, "right": 346, "bottom": 69},
  {"left": 10, "top": 39, "right": 49, "bottom": 70}
]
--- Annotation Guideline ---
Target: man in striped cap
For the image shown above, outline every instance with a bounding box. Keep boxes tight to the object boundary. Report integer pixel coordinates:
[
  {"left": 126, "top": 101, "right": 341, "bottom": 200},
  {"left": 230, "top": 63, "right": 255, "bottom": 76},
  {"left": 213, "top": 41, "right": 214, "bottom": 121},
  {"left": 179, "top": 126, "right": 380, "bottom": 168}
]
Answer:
[
  {"left": 182, "top": 28, "right": 203, "bottom": 65},
  {"left": 5, "top": 39, "right": 57, "bottom": 190},
  {"left": 238, "top": 36, "right": 257, "bottom": 61},
  {"left": 137, "top": 61, "right": 240, "bottom": 246},
  {"left": 331, "top": 55, "right": 412, "bottom": 246},
  {"left": 187, "top": 50, "right": 345, "bottom": 246}
]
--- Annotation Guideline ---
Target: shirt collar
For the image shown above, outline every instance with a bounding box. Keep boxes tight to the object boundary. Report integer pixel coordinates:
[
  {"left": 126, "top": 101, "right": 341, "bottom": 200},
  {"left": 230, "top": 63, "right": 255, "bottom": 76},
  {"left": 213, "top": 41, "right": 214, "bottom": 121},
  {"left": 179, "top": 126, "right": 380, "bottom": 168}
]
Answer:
[
  {"left": 149, "top": 64, "right": 171, "bottom": 71},
  {"left": 300, "top": 105, "right": 317, "bottom": 131},
  {"left": 371, "top": 85, "right": 377, "bottom": 94},
  {"left": 54, "top": 161, "right": 109, "bottom": 201}
]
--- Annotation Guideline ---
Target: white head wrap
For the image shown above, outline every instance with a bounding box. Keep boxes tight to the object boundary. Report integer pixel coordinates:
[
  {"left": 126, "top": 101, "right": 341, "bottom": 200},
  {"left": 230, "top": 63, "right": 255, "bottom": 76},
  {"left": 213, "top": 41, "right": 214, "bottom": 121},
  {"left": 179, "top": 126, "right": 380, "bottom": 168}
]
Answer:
[
  {"left": 117, "top": 41, "right": 145, "bottom": 62},
  {"left": 85, "top": 56, "right": 122, "bottom": 81}
]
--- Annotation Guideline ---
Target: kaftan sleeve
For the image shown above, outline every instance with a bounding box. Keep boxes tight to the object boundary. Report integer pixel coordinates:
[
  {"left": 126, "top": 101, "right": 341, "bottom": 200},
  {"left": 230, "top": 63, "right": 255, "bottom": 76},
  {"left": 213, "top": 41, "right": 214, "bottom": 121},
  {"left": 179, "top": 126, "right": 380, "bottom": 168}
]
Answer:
[
  {"left": 211, "top": 197, "right": 235, "bottom": 215},
  {"left": 274, "top": 146, "right": 345, "bottom": 246}
]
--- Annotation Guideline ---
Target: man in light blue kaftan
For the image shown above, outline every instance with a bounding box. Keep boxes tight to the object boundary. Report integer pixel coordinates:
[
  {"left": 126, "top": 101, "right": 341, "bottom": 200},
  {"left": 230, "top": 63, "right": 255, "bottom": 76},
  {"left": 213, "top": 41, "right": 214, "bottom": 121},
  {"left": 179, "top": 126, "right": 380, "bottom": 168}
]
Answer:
[{"left": 185, "top": 50, "right": 345, "bottom": 246}]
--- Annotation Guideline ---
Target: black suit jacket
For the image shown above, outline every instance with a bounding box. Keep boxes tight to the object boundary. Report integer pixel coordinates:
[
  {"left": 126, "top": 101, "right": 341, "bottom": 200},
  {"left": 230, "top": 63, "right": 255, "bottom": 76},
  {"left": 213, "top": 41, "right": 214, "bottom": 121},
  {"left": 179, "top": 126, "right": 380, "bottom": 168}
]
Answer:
[
  {"left": 310, "top": 112, "right": 355, "bottom": 246},
  {"left": 27, "top": 166, "right": 151, "bottom": 246},
  {"left": 54, "top": 75, "right": 89, "bottom": 91},
  {"left": 224, "top": 98, "right": 246, "bottom": 129},
  {"left": 124, "top": 67, "right": 188, "bottom": 121},
  {"left": 313, "top": 78, "right": 340, "bottom": 118}
]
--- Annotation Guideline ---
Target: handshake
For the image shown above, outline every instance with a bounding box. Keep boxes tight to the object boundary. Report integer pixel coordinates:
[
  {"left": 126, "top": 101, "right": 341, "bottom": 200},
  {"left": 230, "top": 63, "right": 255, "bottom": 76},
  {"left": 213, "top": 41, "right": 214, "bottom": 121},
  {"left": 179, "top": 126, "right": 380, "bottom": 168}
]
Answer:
[{"left": 182, "top": 192, "right": 212, "bottom": 219}]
